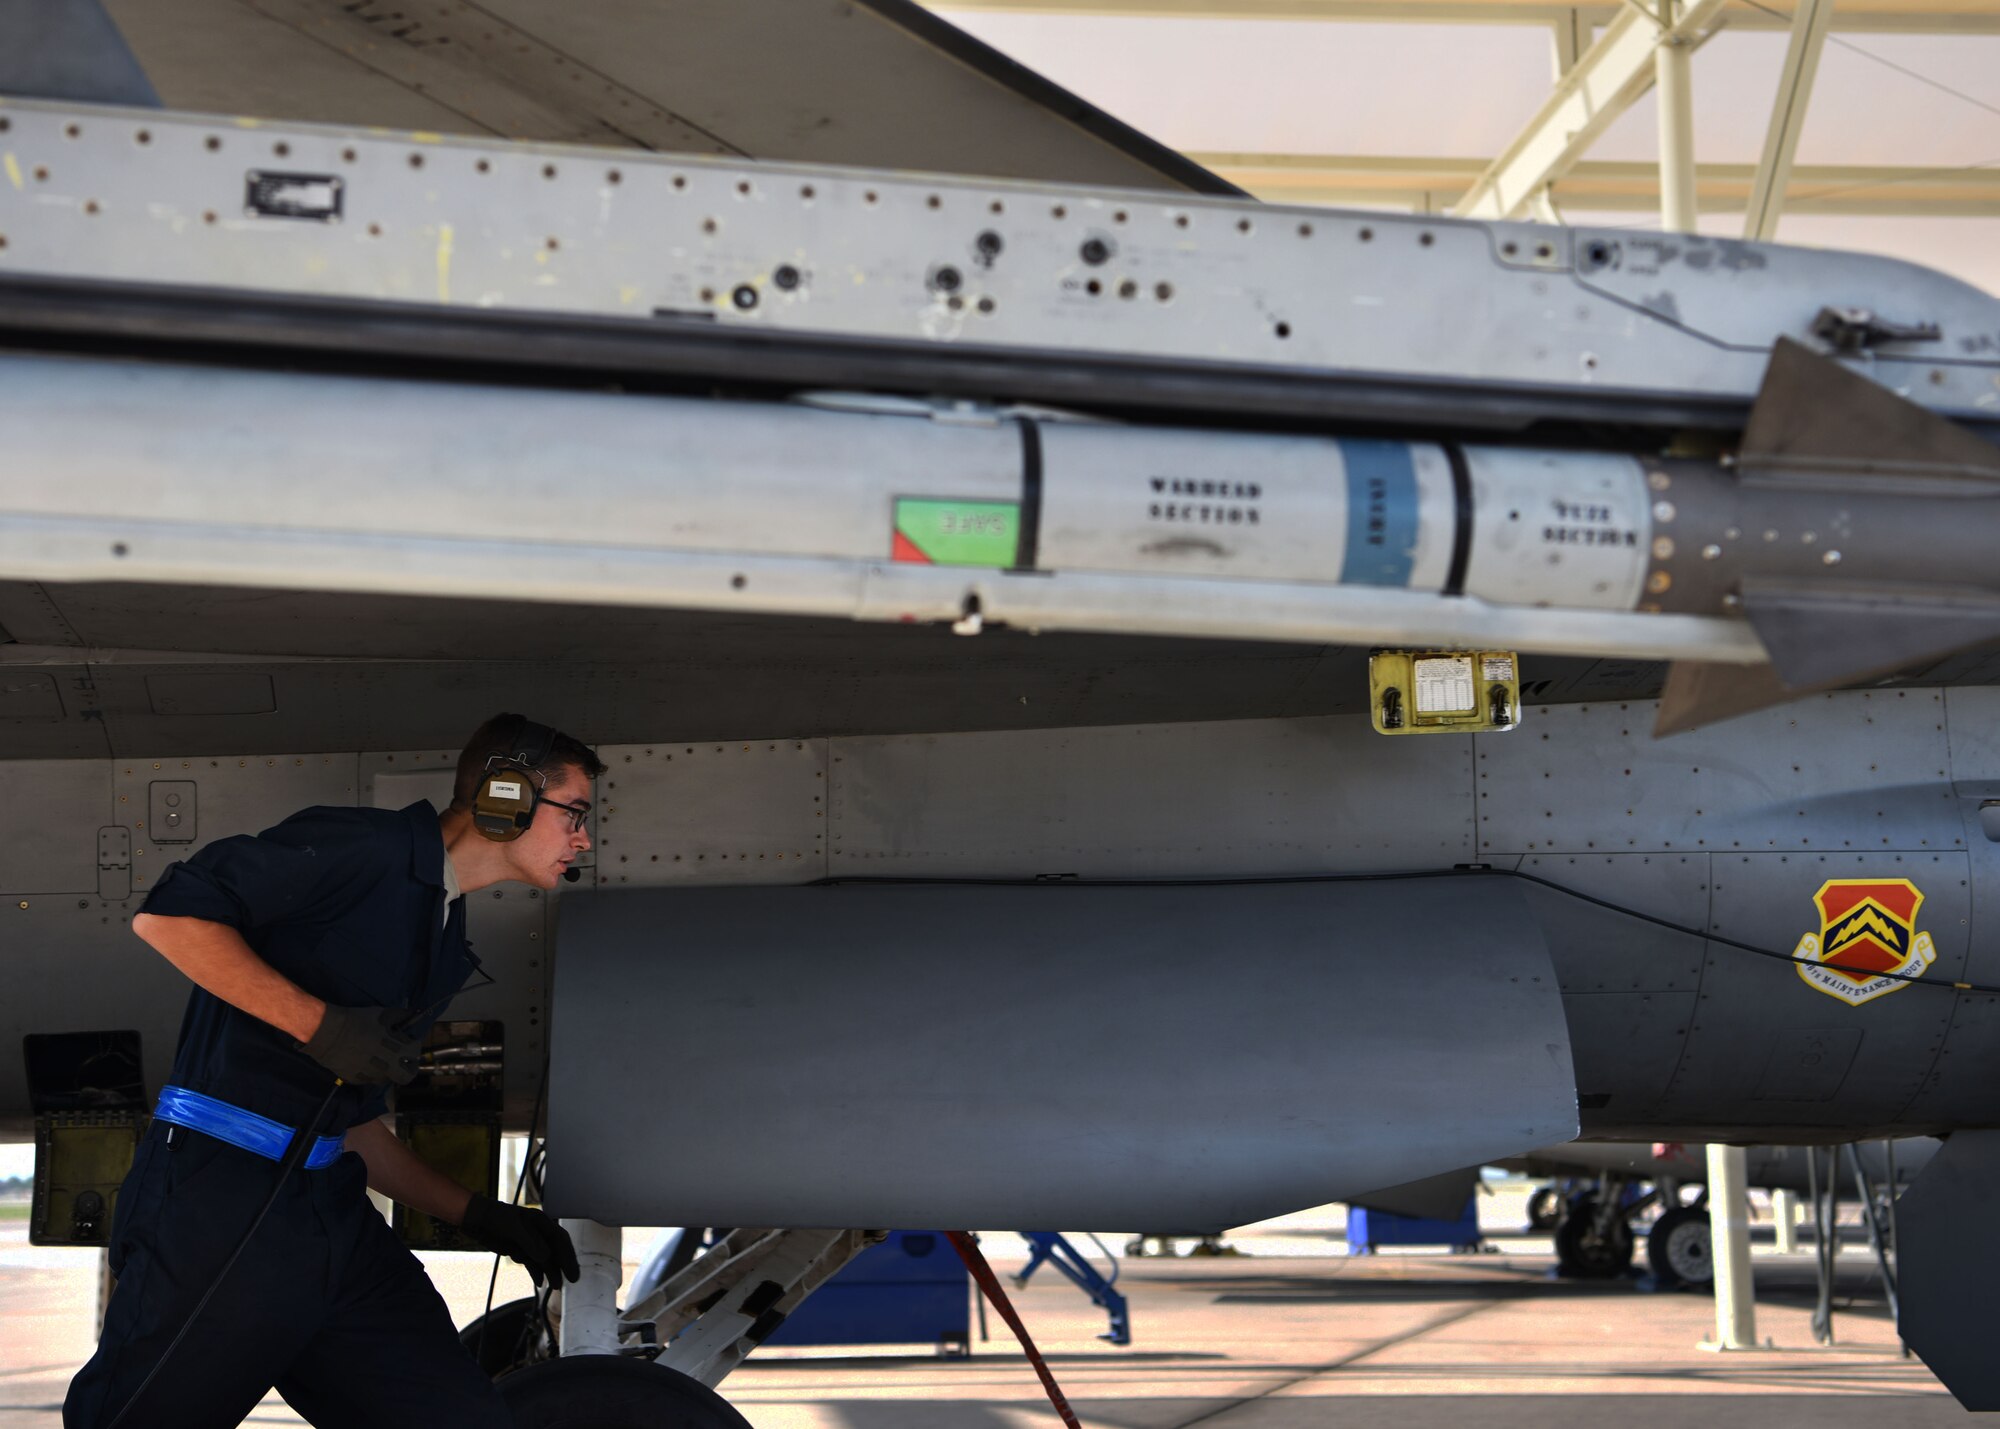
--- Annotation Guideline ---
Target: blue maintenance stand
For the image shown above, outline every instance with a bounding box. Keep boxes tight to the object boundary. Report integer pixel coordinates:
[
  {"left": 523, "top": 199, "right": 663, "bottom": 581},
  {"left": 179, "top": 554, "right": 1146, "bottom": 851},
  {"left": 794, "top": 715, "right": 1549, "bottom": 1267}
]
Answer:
[
  {"left": 1013, "top": 1231, "right": 1131, "bottom": 1345},
  {"left": 760, "top": 1230, "right": 971, "bottom": 1353},
  {"left": 1347, "top": 1199, "right": 1483, "bottom": 1254}
]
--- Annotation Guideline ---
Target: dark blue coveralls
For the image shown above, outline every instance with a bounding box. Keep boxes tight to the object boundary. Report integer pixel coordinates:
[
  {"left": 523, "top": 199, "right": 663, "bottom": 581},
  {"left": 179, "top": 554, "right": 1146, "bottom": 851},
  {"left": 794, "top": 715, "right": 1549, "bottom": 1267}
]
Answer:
[{"left": 64, "top": 800, "right": 512, "bottom": 1429}]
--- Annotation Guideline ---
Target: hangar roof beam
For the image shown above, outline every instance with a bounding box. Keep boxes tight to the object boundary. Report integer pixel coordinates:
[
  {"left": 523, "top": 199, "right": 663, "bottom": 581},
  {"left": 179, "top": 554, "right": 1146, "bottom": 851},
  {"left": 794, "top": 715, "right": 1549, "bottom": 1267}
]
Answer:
[
  {"left": 1449, "top": 0, "right": 1732, "bottom": 221},
  {"left": 1744, "top": 0, "right": 1836, "bottom": 239},
  {"left": 929, "top": 0, "right": 2000, "bottom": 37},
  {"left": 1191, "top": 153, "right": 2000, "bottom": 217}
]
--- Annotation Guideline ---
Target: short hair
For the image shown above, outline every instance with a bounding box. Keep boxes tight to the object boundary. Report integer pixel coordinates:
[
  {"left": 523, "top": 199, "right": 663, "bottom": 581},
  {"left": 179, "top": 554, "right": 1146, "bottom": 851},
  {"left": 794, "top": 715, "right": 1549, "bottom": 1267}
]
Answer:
[{"left": 451, "top": 713, "right": 608, "bottom": 812}]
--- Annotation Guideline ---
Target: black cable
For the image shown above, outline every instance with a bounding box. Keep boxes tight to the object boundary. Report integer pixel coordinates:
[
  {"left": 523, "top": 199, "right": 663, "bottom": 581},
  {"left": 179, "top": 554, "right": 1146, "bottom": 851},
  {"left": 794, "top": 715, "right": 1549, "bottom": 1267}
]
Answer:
[
  {"left": 105, "top": 1078, "right": 345, "bottom": 1429},
  {"left": 475, "top": 1054, "right": 551, "bottom": 1372},
  {"left": 1502, "top": 867, "right": 1982, "bottom": 992},
  {"left": 815, "top": 867, "right": 1998, "bottom": 995}
]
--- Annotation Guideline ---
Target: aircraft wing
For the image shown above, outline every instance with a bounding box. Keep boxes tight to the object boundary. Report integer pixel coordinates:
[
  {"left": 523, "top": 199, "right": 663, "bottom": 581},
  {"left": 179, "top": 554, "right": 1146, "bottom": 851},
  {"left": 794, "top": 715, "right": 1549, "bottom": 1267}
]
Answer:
[{"left": 94, "top": 0, "right": 1234, "bottom": 193}]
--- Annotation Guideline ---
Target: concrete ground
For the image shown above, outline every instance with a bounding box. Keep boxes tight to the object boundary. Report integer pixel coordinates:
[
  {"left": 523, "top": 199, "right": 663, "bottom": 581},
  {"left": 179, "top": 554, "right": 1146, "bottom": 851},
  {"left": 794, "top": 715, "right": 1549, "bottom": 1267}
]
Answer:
[{"left": 0, "top": 1187, "right": 1955, "bottom": 1427}]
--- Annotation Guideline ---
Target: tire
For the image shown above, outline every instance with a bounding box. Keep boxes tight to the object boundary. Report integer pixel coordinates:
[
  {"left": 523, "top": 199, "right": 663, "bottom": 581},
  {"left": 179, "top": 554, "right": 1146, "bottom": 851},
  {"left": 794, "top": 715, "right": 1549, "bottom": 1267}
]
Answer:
[
  {"left": 1526, "top": 1186, "right": 1564, "bottom": 1232},
  {"left": 500, "top": 1356, "right": 754, "bottom": 1429},
  {"left": 460, "top": 1296, "right": 549, "bottom": 1380},
  {"left": 1647, "top": 1205, "right": 1713, "bottom": 1289},
  {"left": 1553, "top": 1195, "right": 1634, "bottom": 1279}
]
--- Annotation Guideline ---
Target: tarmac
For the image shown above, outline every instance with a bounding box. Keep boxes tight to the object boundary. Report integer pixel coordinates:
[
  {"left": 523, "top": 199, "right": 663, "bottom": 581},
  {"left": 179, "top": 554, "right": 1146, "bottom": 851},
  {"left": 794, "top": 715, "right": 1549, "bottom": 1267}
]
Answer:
[{"left": 0, "top": 1187, "right": 1957, "bottom": 1427}]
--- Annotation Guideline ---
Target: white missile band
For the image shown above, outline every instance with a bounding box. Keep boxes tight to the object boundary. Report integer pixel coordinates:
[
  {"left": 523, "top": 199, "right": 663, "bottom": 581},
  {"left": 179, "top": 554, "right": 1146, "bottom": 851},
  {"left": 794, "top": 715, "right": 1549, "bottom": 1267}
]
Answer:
[
  {"left": 1460, "top": 448, "right": 1652, "bottom": 611},
  {"left": 0, "top": 353, "right": 1739, "bottom": 662}
]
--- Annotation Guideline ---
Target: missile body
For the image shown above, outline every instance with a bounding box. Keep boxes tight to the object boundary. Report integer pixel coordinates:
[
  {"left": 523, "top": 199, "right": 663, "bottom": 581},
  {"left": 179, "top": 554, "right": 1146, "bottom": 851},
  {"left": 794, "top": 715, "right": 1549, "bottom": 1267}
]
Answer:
[{"left": 2, "top": 349, "right": 1993, "bottom": 691}]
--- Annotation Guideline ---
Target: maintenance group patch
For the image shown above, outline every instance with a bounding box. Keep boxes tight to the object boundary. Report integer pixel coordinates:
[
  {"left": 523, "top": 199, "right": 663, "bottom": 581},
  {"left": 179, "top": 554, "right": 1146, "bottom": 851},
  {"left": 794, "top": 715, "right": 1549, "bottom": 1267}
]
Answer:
[{"left": 1793, "top": 879, "right": 1937, "bottom": 1006}]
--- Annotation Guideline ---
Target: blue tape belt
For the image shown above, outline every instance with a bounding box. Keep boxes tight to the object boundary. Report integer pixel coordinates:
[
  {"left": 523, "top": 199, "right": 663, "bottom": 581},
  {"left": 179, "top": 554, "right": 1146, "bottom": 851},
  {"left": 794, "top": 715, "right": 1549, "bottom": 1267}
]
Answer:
[{"left": 154, "top": 1085, "right": 346, "bottom": 1170}]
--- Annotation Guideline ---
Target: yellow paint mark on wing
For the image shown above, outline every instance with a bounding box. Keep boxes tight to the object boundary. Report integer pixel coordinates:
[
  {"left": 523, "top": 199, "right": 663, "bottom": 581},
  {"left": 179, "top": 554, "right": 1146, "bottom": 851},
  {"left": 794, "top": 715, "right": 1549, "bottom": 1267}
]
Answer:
[
  {"left": 436, "top": 222, "right": 454, "bottom": 304},
  {"left": 3, "top": 155, "right": 21, "bottom": 191},
  {"left": 411, "top": 131, "right": 443, "bottom": 144}
]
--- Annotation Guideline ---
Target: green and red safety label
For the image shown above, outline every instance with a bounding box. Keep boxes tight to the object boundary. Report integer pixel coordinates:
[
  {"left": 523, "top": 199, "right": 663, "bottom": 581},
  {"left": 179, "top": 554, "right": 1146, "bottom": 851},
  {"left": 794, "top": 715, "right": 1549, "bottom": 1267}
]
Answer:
[{"left": 891, "top": 498, "right": 1021, "bottom": 567}]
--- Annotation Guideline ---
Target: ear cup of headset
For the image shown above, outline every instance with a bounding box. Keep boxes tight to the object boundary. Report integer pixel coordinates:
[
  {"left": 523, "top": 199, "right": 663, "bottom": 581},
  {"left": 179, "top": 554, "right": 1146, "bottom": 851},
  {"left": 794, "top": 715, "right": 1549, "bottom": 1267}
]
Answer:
[
  {"left": 473, "top": 767, "right": 537, "bottom": 842},
  {"left": 471, "top": 716, "right": 562, "bottom": 842}
]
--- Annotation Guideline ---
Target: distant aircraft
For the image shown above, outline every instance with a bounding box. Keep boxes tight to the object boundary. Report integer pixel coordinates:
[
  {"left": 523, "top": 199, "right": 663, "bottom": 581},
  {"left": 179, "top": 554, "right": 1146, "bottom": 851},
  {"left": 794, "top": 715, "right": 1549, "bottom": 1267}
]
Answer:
[{"left": 1502, "top": 1138, "right": 1936, "bottom": 1285}]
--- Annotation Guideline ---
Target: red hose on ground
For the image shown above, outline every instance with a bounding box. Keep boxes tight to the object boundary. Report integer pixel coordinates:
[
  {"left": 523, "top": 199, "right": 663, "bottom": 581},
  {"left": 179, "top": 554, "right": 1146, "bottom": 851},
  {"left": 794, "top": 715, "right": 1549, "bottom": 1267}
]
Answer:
[{"left": 946, "top": 1230, "right": 1085, "bottom": 1429}]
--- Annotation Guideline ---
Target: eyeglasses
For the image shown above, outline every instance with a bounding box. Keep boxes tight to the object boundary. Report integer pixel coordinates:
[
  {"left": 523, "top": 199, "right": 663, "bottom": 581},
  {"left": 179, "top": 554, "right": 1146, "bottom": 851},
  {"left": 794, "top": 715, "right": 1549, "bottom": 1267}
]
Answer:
[{"left": 537, "top": 795, "right": 592, "bottom": 834}]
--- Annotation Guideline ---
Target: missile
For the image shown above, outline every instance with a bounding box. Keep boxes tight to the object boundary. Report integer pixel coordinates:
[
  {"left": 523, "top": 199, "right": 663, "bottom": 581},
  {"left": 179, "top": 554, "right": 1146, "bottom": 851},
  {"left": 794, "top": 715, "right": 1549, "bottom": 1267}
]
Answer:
[{"left": 0, "top": 342, "right": 1993, "bottom": 730}]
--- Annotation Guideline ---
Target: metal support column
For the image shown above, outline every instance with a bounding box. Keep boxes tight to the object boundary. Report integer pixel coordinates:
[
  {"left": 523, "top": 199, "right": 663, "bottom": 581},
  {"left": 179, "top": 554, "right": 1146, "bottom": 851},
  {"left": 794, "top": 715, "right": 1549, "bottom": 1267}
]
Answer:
[
  {"left": 1550, "top": 8, "right": 1586, "bottom": 78},
  {"left": 1809, "top": 1146, "right": 1839, "bottom": 1345},
  {"left": 1744, "top": 0, "right": 1834, "bottom": 240},
  {"left": 1655, "top": 0, "right": 1699, "bottom": 233},
  {"left": 1771, "top": 1187, "right": 1799, "bottom": 1254},
  {"left": 1704, "top": 1143, "right": 1757, "bottom": 1349},
  {"left": 558, "top": 1218, "right": 626, "bottom": 1357}
]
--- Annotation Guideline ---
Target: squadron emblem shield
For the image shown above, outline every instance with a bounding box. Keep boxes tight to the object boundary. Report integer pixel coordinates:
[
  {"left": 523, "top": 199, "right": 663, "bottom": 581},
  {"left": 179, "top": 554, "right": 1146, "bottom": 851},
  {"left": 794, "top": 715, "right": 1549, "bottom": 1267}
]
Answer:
[{"left": 1793, "top": 879, "right": 1937, "bottom": 1006}]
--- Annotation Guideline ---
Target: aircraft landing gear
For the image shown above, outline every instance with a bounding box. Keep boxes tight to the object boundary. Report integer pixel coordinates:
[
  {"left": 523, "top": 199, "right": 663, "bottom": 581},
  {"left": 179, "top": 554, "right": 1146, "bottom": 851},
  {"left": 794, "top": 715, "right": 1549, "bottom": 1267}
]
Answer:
[
  {"left": 1526, "top": 1185, "right": 1564, "bottom": 1232},
  {"left": 1647, "top": 1204, "right": 1714, "bottom": 1289},
  {"left": 468, "top": 1218, "right": 883, "bottom": 1420},
  {"left": 460, "top": 1295, "right": 552, "bottom": 1379},
  {"left": 1553, "top": 1192, "right": 1635, "bottom": 1278},
  {"left": 500, "top": 1356, "right": 752, "bottom": 1429}
]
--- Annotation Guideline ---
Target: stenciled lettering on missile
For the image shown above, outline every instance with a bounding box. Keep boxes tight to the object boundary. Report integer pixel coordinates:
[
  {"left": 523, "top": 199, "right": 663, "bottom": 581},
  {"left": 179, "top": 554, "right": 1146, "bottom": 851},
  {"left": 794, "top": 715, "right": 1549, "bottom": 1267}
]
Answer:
[
  {"left": 1338, "top": 439, "right": 1418, "bottom": 587},
  {"left": 1791, "top": 879, "right": 1938, "bottom": 1006},
  {"left": 891, "top": 497, "right": 1021, "bottom": 567},
  {"left": 1147, "top": 477, "right": 1261, "bottom": 527},
  {"left": 1542, "top": 498, "right": 1638, "bottom": 549}
]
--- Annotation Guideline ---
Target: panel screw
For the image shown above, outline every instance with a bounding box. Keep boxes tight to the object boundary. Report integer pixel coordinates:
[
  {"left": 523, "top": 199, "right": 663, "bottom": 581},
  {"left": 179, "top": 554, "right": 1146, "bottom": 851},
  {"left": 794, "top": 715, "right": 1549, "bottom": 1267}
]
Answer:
[
  {"left": 1079, "top": 237, "right": 1111, "bottom": 265},
  {"left": 731, "top": 284, "right": 758, "bottom": 310},
  {"left": 773, "top": 264, "right": 800, "bottom": 290}
]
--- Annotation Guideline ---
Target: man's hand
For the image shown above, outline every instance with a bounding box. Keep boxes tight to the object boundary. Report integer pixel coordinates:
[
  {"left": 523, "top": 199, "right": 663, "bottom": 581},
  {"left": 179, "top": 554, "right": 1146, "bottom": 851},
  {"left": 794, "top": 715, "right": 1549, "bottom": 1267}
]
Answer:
[
  {"left": 300, "top": 1005, "right": 424, "bottom": 1086},
  {"left": 461, "top": 1196, "right": 581, "bottom": 1286}
]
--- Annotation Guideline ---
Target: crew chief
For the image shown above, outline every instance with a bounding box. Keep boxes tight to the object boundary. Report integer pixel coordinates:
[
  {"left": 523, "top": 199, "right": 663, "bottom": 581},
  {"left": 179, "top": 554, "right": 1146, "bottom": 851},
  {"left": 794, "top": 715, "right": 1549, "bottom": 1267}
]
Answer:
[{"left": 66, "top": 714, "right": 606, "bottom": 1428}]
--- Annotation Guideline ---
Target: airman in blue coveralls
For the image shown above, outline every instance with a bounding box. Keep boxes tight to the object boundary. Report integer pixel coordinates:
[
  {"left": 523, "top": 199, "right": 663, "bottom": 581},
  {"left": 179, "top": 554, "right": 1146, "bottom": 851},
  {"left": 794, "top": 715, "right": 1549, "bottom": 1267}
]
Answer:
[{"left": 66, "top": 715, "right": 605, "bottom": 1429}]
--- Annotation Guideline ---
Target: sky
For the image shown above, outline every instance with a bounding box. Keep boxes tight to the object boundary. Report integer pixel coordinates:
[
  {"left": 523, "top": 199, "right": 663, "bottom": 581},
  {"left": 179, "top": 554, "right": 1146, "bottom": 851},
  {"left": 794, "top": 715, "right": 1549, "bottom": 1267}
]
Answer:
[{"left": 937, "top": 9, "right": 2000, "bottom": 296}]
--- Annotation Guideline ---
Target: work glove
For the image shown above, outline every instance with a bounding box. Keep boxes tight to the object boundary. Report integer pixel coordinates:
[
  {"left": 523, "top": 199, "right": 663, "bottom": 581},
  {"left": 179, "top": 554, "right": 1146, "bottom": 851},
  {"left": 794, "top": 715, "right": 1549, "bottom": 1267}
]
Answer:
[
  {"left": 299, "top": 1005, "right": 424, "bottom": 1087},
  {"left": 462, "top": 1195, "right": 582, "bottom": 1286}
]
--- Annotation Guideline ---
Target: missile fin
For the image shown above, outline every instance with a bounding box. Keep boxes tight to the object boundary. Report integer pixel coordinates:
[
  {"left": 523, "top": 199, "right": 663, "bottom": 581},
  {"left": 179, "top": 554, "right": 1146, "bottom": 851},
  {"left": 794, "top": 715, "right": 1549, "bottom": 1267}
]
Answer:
[
  {"left": 1741, "top": 339, "right": 2000, "bottom": 483},
  {"left": 1654, "top": 660, "right": 1796, "bottom": 736},
  {"left": 1743, "top": 587, "right": 2000, "bottom": 690},
  {"left": 1655, "top": 589, "right": 2000, "bottom": 734}
]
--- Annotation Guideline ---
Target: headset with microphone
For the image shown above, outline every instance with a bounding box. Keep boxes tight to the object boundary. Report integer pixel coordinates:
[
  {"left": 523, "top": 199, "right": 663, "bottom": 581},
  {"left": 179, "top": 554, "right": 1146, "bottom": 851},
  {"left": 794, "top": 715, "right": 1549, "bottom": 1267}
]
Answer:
[{"left": 471, "top": 715, "right": 561, "bottom": 843}]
